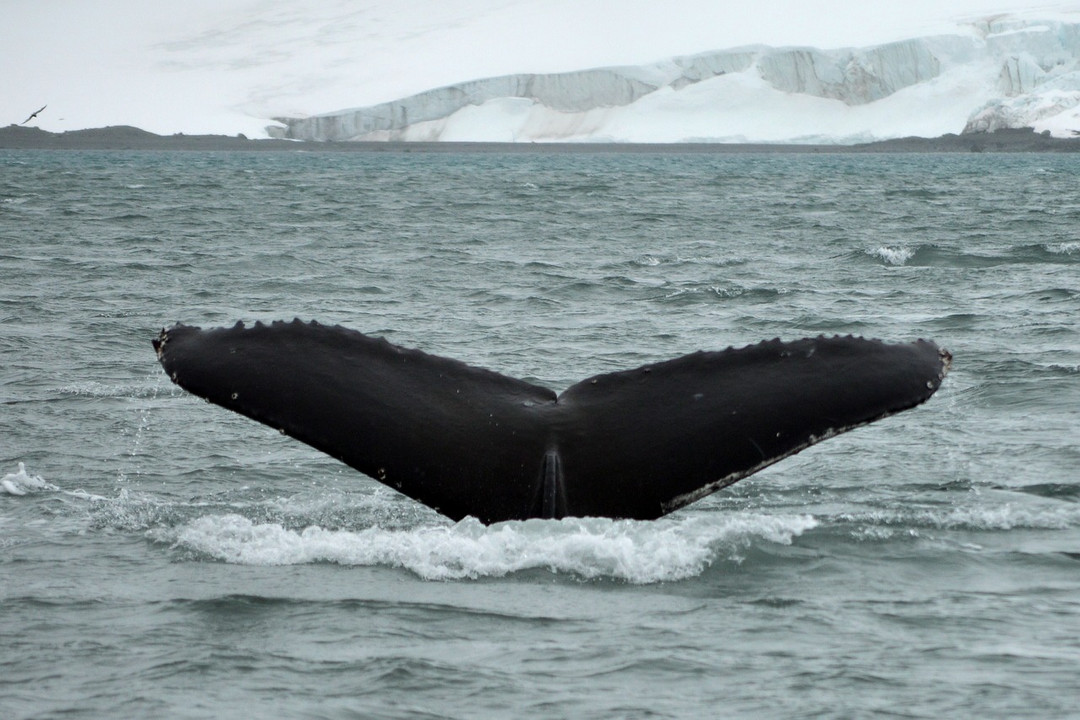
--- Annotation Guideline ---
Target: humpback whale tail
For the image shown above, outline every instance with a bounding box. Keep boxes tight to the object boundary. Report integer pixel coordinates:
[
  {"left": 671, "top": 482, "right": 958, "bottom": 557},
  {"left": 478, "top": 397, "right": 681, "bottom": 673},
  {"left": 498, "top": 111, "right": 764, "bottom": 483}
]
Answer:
[{"left": 154, "top": 321, "right": 950, "bottom": 524}]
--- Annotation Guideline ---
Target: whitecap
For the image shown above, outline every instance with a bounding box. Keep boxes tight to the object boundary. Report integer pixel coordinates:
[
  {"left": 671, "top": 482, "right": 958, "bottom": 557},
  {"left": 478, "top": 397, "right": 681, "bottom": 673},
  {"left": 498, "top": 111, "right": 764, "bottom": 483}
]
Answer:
[
  {"left": 837, "top": 501, "right": 1080, "bottom": 533},
  {"left": 1, "top": 462, "right": 54, "bottom": 495},
  {"left": 1, "top": 462, "right": 107, "bottom": 500},
  {"left": 1045, "top": 241, "right": 1079, "bottom": 255},
  {"left": 868, "top": 246, "right": 915, "bottom": 265},
  {"left": 164, "top": 511, "right": 818, "bottom": 583}
]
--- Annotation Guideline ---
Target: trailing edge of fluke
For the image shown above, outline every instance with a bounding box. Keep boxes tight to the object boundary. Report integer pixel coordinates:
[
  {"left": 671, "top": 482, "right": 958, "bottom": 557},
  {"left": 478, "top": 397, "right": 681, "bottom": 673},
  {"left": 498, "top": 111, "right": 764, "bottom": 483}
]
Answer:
[{"left": 153, "top": 320, "right": 951, "bottom": 524}]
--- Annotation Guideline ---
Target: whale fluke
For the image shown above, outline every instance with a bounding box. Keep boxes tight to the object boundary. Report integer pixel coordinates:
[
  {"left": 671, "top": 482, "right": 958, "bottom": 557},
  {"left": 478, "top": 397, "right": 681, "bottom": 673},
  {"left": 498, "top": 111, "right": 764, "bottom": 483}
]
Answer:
[{"left": 153, "top": 321, "right": 950, "bottom": 523}]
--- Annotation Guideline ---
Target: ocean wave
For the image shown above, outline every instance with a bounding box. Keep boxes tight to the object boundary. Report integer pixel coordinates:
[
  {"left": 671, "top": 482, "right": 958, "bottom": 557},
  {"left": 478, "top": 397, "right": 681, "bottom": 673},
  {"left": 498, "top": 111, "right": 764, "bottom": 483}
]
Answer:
[
  {"left": 835, "top": 501, "right": 1080, "bottom": 533},
  {"left": 661, "top": 284, "right": 789, "bottom": 303},
  {"left": 1043, "top": 241, "right": 1080, "bottom": 256},
  {"left": 868, "top": 246, "right": 915, "bottom": 266},
  {"left": 628, "top": 253, "right": 743, "bottom": 268},
  {"left": 1007, "top": 242, "right": 1080, "bottom": 262},
  {"left": 1, "top": 462, "right": 55, "bottom": 496},
  {"left": 863, "top": 245, "right": 1017, "bottom": 268},
  {"left": 158, "top": 512, "right": 818, "bottom": 583},
  {"left": 0, "top": 462, "right": 107, "bottom": 501}
]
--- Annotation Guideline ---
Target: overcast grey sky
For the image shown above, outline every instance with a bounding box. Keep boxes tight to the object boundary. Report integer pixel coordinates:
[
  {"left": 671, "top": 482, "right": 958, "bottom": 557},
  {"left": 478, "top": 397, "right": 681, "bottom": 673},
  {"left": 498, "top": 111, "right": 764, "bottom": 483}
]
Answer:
[{"left": 3, "top": 0, "right": 1076, "bottom": 135}]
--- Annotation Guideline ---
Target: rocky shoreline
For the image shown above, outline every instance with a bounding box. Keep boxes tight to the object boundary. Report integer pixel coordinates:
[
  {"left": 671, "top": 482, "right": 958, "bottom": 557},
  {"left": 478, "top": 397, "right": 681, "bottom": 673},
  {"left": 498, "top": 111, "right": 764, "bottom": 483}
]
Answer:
[{"left": 2, "top": 123, "right": 1078, "bottom": 153}]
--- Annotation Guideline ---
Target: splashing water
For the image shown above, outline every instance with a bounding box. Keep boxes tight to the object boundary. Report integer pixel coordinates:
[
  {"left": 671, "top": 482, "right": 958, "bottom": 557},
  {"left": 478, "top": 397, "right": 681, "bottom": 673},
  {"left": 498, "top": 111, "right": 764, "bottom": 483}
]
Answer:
[
  {"left": 160, "top": 512, "right": 818, "bottom": 583},
  {"left": 1, "top": 463, "right": 54, "bottom": 495},
  {"left": 869, "top": 246, "right": 916, "bottom": 265}
]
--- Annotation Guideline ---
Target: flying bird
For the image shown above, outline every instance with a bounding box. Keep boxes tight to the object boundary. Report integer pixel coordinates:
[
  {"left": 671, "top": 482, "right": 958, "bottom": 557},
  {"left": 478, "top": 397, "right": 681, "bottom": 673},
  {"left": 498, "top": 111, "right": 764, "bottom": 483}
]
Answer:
[{"left": 20, "top": 105, "right": 47, "bottom": 124}]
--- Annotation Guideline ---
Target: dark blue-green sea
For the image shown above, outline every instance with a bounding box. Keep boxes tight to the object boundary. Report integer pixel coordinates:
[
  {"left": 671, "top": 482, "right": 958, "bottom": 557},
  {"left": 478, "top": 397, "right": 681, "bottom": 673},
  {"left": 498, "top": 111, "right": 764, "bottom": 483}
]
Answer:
[{"left": 1, "top": 148, "right": 1078, "bottom": 719}]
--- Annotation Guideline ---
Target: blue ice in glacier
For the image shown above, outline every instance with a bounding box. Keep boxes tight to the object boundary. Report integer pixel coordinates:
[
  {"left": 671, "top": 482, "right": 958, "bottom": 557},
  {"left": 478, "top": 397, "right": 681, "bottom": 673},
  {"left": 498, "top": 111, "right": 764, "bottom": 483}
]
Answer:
[{"left": 272, "top": 17, "right": 1080, "bottom": 144}]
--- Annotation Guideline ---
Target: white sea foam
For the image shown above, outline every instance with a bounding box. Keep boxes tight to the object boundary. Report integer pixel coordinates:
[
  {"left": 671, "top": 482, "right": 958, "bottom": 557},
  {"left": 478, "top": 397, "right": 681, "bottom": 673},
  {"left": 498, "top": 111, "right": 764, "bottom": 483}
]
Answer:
[
  {"left": 1, "top": 463, "right": 53, "bottom": 496},
  {"left": 838, "top": 502, "right": 1080, "bottom": 532},
  {"left": 166, "top": 512, "right": 817, "bottom": 583},
  {"left": 1046, "top": 241, "right": 1080, "bottom": 255},
  {"left": 869, "top": 246, "right": 916, "bottom": 266},
  {"left": 1, "top": 462, "right": 107, "bottom": 501}
]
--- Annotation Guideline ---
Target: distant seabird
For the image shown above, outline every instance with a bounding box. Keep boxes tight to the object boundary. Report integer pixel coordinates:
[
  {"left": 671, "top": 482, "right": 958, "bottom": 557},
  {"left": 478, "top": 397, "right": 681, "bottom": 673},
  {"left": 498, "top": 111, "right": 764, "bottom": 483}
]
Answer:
[{"left": 20, "top": 105, "right": 47, "bottom": 125}]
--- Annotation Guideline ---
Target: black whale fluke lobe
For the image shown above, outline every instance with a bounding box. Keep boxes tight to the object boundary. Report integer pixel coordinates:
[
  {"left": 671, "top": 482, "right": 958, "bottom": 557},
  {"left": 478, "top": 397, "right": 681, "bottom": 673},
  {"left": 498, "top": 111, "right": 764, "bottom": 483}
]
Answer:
[{"left": 154, "top": 320, "right": 950, "bottom": 524}]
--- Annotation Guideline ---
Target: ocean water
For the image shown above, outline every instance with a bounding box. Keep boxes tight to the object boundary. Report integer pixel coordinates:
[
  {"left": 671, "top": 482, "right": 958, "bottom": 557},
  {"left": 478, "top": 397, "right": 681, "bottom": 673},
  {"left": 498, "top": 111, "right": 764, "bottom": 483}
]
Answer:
[{"left": 1, "top": 148, "right": 1078, "bottom": 719}]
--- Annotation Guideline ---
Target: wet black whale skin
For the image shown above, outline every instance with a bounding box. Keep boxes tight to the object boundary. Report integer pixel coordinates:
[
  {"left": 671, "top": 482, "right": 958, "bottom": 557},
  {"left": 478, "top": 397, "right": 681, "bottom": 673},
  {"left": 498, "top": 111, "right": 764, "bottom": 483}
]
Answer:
[{"left": 154, "top": 320, "right": 950, "bottom": 524}]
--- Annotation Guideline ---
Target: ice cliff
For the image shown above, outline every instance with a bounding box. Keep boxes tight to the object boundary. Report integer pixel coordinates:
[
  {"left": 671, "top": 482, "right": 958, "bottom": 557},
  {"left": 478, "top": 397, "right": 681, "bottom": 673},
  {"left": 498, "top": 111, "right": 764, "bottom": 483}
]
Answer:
[{"left": 272, "top": 17, "right": 1080, "bottom": 143}]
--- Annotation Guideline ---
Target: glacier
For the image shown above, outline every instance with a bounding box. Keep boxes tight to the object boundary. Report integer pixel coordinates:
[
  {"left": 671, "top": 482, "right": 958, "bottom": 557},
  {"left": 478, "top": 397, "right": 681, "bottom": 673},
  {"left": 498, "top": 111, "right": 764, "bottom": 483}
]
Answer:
[
  {"left": 273, "top": 16, "right": 1080, "bottom": 144},
  {"left": 5, "top": 1, "right": 1080, "bottom": 142}
]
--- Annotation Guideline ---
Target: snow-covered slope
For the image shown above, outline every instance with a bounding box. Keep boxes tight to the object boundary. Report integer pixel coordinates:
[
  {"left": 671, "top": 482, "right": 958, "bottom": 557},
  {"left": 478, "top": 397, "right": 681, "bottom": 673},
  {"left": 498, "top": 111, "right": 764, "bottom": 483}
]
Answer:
[
  {"left": 4, "top": 1, "right": 1080, "bottom": 142},
  {"left": 278, "top": 17, "right": 1080, "bottom": 143}
]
